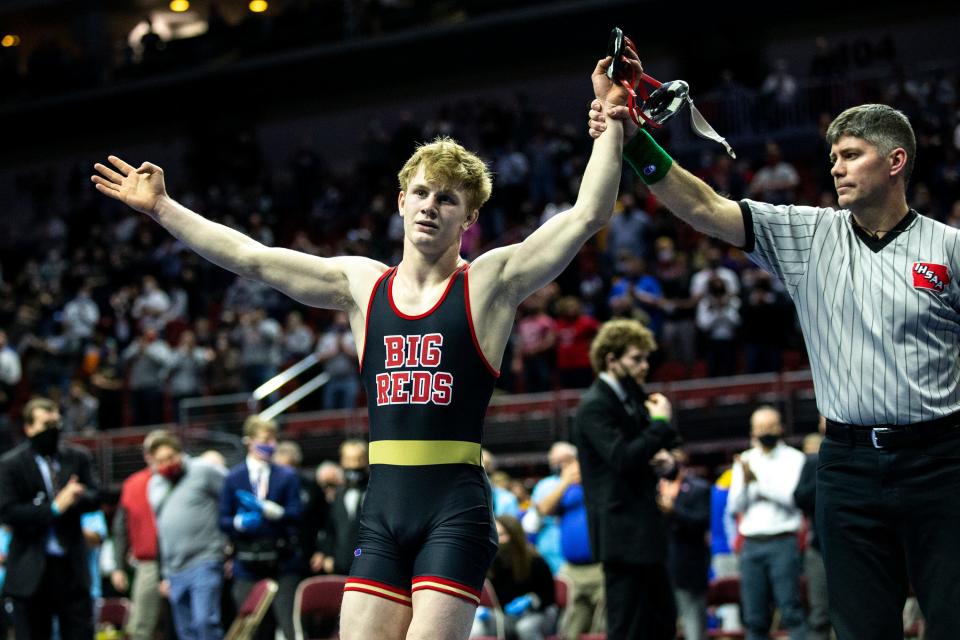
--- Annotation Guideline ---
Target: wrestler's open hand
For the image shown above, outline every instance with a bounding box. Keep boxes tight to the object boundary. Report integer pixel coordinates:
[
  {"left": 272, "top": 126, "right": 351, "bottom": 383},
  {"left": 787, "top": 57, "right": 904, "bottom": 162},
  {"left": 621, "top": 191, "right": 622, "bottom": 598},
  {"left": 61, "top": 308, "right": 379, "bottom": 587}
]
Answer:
[
  {"left": 91, "top": 155, "right": 168, "bottom": 217},
  {"left": 588, "top": 98, "right": 638, "bottom": 140}
]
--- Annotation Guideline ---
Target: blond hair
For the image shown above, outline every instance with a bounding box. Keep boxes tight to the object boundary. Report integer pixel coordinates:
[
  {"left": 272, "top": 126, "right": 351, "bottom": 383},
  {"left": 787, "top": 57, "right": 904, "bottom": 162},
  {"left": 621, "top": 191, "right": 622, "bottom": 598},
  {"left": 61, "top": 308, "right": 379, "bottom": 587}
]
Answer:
[
  {"left": 589, "top": 319, "right": 657, "bottom": 373},
  {"left": 243, "top": 415, "right": 278, "bottom": 439},
  {"left": 397, "top": 136, "right": 493, "bottom": 212}
]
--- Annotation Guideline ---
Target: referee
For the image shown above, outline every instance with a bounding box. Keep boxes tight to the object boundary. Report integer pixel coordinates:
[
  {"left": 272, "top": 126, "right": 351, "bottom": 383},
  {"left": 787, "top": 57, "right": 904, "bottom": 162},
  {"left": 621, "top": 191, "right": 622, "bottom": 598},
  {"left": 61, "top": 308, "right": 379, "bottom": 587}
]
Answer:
[{"left": 589, "top": 98, "right": 960, "bottom": 638}]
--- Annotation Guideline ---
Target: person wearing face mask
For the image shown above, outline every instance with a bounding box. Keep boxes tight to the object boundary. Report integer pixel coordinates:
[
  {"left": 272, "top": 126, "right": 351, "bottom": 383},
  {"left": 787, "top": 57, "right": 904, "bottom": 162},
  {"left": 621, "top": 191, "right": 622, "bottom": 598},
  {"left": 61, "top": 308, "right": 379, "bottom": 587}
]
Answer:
[
  {"left": 218, "top": 415, "right": 303, "bottom": 640},
  {"left": 573, "top": 319, "right": 682, "bottom": 639},
  {"left": 0, "top": 397, "right": 100, "bottom": 640},
  {"left": 656, "top": 450, "right": 711, "bottom": 640},
  {"left": 147, "top": 432, "right": 226, "bottom": 640},
  {"left": 725, "top": 406, "right": 806, "bottom": 640},
  {"left": 317, "top": 439, "right": 369, "bottom": 576}
]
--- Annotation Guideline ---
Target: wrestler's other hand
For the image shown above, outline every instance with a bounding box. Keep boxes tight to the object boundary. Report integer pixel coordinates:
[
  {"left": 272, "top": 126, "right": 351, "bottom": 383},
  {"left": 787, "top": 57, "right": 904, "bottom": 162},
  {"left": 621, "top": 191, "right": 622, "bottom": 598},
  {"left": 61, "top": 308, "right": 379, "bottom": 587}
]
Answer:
[{"left": 92, "top": 155, "right": 169, "bottom": 217}]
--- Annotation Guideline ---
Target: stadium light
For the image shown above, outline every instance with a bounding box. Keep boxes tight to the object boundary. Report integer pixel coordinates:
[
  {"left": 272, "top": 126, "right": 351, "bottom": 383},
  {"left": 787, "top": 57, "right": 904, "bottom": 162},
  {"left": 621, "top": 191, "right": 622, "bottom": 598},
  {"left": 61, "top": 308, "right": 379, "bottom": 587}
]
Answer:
[
  {"left": 1, "top": 35, "right": 20, "bottom": 48},
  {"left": 170, "top": 0, "right": 190, "bottom": 11},
  {"left": 249, "top": 0, "right": 268, "bottom": 13}
]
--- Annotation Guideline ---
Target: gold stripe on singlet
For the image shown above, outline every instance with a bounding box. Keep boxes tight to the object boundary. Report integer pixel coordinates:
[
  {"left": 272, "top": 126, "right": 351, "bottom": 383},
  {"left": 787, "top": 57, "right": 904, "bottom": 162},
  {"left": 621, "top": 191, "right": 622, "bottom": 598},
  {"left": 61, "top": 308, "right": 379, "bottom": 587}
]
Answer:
[{"left": 368, "top": 440, "right": 482, "bottom": 466}]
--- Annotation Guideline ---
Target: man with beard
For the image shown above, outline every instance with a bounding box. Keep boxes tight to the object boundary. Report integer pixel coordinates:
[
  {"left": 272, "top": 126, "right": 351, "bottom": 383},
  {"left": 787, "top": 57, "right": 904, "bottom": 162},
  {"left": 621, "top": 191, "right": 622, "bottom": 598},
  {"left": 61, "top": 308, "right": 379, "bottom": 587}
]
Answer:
[
  {"left": 573, "top": 319, "right": 681, "bottom": 639},
  {"left": 0, "top": 397, "right": 100, "bottom": 640}
]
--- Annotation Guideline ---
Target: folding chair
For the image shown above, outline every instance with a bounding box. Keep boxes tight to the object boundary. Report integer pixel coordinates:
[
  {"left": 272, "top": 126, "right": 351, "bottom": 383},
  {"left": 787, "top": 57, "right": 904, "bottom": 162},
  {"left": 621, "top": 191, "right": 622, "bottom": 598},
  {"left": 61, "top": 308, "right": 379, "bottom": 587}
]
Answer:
[
  {"left": 707, "top": 577, "right": 745, "bottom": 639},
  {"left": 293, "top": 575, "right": 348, "bottom": 640},
  {"left": 97, "top": 597, "right": 132, "bottom": 631},
  {"left": 224, "top": 578, "right": 279, "bottom": 640},
  {"left": 473, "top": 578, "right": 506, "bottom": 640},
  {"left": 545, "top": 575, "right": 573, "bottom": 640}
]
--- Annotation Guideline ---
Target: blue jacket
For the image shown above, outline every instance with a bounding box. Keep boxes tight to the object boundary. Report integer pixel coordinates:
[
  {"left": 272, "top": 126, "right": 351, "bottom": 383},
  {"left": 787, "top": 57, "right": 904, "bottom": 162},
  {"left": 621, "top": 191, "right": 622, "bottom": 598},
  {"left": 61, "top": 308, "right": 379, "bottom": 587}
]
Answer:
[{"left": 219, "top": 461, "right": 303, "bottom": 577}]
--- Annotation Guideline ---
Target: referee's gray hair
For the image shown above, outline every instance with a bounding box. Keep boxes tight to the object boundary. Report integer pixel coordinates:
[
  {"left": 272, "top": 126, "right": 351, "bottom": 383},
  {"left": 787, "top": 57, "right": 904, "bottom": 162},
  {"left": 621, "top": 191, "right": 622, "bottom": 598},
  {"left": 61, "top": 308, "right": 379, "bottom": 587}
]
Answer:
[{"left": 826, "top": 104, "right": 916, "bottom": 186}]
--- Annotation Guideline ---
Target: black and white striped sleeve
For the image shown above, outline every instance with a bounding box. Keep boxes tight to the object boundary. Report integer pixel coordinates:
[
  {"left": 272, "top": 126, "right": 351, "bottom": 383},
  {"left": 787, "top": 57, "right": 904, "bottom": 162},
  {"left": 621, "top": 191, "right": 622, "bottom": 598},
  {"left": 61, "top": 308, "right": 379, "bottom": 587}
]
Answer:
[{"left": 740, "top": 199, "right": 826, "bottom": 288}]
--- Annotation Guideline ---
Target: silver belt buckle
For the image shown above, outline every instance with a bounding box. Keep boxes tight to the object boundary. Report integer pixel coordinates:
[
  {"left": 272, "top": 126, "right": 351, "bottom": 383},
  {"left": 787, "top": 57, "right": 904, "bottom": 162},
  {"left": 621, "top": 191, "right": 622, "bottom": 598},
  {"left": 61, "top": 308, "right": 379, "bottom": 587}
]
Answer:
[{"left": 871, "top": 427, "right": 893, "bottom": 449}]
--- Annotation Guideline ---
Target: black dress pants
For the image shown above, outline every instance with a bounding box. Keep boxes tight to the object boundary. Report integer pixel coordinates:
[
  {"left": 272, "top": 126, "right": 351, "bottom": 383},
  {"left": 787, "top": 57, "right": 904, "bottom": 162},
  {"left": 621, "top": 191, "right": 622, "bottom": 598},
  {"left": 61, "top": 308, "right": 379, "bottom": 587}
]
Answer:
[
  {"left": 602, "top": 561, "right": 676, "bottom": 640},
  {"left": 817, "top": 428, "right": 960, "bottom": 640},
  {"left": 10, "top": 555, "right": 93, "bottom": 640}
]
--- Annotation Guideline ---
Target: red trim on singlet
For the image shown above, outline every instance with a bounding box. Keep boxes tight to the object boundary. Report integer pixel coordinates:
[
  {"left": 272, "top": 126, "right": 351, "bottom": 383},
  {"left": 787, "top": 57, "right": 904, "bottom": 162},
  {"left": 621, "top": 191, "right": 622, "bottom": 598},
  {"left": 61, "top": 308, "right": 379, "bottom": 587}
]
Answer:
[
  {"left": 411, "top": 575, "right": 482, "bottom": 605},
  {"left": 462, "top": 265, "right": 501, "bottom": 378},
  {"left": 358, "top": 267, "right": 396, "bottom": 374},
  {"left": 387, "top": 264, "right": 468, "bottom": 320},
  {"left": 343, "top": 578, "right": 413, "bottom": 607}
]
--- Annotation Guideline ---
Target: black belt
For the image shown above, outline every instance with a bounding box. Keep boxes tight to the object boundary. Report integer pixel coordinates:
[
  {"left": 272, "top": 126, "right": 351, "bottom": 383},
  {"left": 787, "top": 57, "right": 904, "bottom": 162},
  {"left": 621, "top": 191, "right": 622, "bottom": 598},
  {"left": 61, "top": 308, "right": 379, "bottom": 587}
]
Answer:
[
  {"left": 826, "top": 411, "right": 960, "bottom": 449},
  {"left": 744, "top": 532, "right": 796, "bottom": 542}
]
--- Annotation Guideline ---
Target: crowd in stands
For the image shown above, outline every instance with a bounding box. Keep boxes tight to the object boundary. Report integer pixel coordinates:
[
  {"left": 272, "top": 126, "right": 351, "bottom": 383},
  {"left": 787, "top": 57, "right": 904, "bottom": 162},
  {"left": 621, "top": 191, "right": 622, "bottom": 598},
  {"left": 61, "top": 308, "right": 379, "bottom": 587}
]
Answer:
[{"left": 3, "top": 47, "right": 960, "bottom": 435}]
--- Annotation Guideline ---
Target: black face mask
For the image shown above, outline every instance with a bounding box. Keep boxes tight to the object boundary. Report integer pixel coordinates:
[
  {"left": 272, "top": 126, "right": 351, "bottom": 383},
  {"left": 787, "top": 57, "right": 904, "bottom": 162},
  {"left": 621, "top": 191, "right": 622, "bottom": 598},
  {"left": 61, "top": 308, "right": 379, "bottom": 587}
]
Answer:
[
  {"left": 758, "top": 434, "right": 779, "bottom": 450},
  {"left": 30, "top": 424, "right": 61, "bottom": 457},
  {"left": 658, "top": 464, "right": 680, "bottom": 481},
  {"left": 617, "top": 373, "right": 645, "bottom": 400},
  {"left": 344, "top": 468, "right": 369, "bottom": 488}
]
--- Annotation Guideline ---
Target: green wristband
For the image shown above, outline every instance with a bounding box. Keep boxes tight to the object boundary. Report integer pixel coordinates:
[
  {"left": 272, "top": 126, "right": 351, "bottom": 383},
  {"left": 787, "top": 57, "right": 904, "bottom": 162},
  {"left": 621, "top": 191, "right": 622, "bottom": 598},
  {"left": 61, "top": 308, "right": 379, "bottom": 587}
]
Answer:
[{"left": 623, "top": 129, "right": 673, "bottom": 185}]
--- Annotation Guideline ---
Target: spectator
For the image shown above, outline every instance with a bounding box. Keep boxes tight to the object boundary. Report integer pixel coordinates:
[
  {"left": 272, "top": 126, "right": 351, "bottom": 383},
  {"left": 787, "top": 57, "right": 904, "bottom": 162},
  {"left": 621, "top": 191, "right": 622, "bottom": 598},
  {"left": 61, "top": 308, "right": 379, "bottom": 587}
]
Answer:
[
  {"left": 657, "top": 450, "right": 711, "bottom": 640},
  {"left": 608, "top": 254, "right": 663, "bottom": 337},
  {"left": 726, "top": 406, "right": 806, "bottom": 640},
  {"left": 574, "top": 320, "right": 681, "bottom": 639},
  {"left": 148, "top": 432, "right": 227, "bottom": 640},
  {"left": 282, "top": 310, "right": 315, "bottom": 362},
  {"left": 528, "top": 442, "right": 576, "bottom": 574},
  {"left": 654, "top": 238, "right": 697, "bottom": 370},
  {"left": 0, "top": 525, "right": 10, "bottom": 638},
  {"left": 534, "top": 449, "right": 605, "bottom": 640},
  {"left": 318, "top": 440, "right": 368, "bottom": 575},
  {"left": 695, "top": 277, "right": 741, "bottom": 378},
  {"left": 482, "top": 449, "right": 520, "bottom": 518},
  {"left": 131, "top": 275, "right": 171, "bottom": 332},
  {"left": 689, "top": 245, "right": 740, "bottom": 300},
  {"left": 220, "top": 416, "right": 303, "bottom": 640},
  {"left": 315, "top": 311, "right": 359, "bottom": 410},
  {"left": 0, "top": 329, "right": 22, "bottom": 446},
  {"left": 273, "top": 441, "right": 330, "bottom": 577},
  {"left": 61, "top": 379, "right": 99, "bottom": 432},
  {"left": 81, "top": 509, "right": 109, "bottom": 622},
  {"left": 747, "top": 142, "right": 799, "bottom": 204},
  {"left": 208, "top": 330, "right": 243, "bottom": 396},
  {"left": 606, "top": 192, "right": 651, "bottom": 260},
  {"left": 165, "top": 329, "right": 214, "bottom": 420},
  {"left": 111, "top": 430, "right": 168, "bottom": 640},
  {"left": 62, "top": 282, "right": 100, "bottom": 348},
  {"left": 123, "top": 327, "right": 172, "bottom": 426},
  {"left": 471, "top": 515, "right": 556, "bottom": 640},
  {"left": 553, "top": 297, "right": 599, "bottom": 390},
  {"left": 0, "top": 397, "right": 100, "bottom": 640},
  {"left": 516, "top": 293, "right": 557, "bottom": 393},
  {"left": 740, "top": 271, "right": 792, "bottom": 373},
  {"left": 316, "top": 460, "right": 344, "bottom": 505},
  {"left": 236, "top": 309, "right": 282, "bottom": 393}
]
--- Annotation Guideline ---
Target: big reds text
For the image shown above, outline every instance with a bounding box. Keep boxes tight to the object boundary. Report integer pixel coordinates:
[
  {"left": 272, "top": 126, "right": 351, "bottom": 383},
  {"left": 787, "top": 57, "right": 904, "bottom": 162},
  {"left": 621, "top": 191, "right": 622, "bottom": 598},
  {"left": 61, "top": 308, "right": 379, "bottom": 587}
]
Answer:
[{"left": 376, "top": 333, "right": 453, "bottom": 406}]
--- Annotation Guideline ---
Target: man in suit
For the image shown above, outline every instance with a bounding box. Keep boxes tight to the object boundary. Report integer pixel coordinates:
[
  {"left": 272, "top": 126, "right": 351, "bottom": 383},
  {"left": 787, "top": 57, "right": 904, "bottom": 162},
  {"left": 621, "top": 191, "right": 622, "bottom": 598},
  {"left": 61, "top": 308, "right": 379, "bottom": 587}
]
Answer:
[
  {"left": 219, "top": 416, "right": 303, "bottom": 640},
  {"left": 317, "top": 439, "right": 368, "bottom": 576},
  {"left": 0, "top": 397, "right": 100, "bottom": 640},
  {"left": 573, "top": 319, "right": 681, "bottom": 640}
]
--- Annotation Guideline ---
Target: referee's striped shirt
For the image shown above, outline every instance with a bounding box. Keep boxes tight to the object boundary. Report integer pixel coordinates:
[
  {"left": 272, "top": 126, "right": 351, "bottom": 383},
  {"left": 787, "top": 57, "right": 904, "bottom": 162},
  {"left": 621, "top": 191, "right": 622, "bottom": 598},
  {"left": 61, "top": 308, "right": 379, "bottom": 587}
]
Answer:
[{"left": 741, "top": 200, "right": 960, "bottom": 426}]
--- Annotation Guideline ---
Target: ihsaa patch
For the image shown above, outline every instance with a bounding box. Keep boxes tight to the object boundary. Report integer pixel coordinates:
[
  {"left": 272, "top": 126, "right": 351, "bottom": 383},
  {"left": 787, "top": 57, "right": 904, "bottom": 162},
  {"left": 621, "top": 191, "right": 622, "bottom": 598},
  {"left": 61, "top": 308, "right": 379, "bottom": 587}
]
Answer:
[
  {"left": 912, "top": 262, "right": 949, "bottom": 292},
  {"left": 354, "top": 548, "right": 362, "bottom": 557}
]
